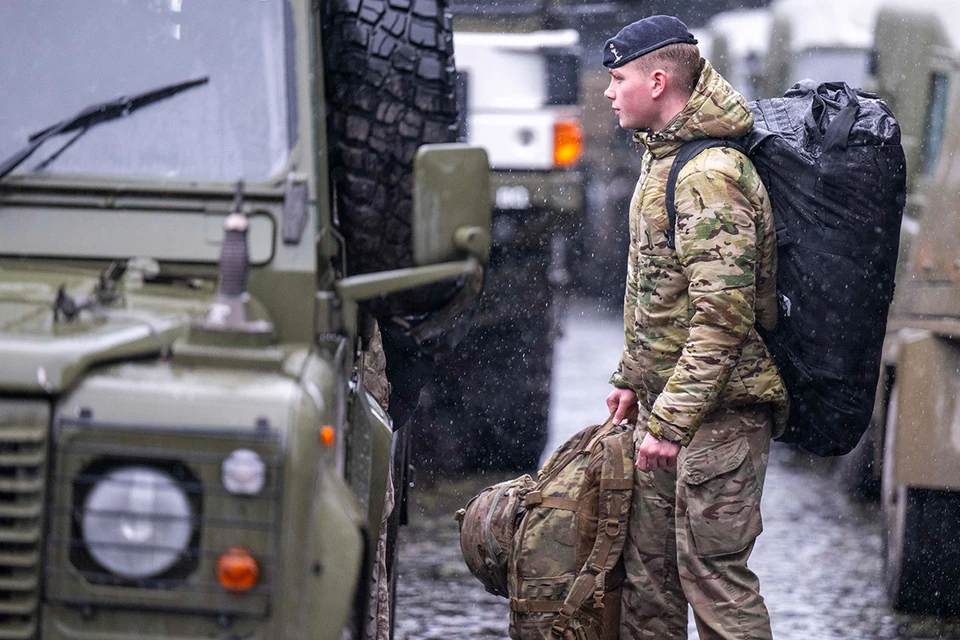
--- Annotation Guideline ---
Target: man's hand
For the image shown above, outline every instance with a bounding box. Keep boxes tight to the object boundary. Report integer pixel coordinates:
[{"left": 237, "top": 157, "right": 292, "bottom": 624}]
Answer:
[
  {"left": 606, "top": 387, "right": 639, "bottom": 424},
  {"left": 636, "top": 432, "right": 681, "bottom": 472}
]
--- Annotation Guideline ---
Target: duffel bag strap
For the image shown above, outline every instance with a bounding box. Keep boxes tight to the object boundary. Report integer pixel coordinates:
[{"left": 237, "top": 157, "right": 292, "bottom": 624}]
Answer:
[{"left": 811, "top": 82, "right": 861, "bottom": 152}]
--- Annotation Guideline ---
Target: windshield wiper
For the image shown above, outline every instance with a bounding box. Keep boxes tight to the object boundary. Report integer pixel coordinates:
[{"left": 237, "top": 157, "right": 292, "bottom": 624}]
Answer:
[{"left": 0, "top": 76, "right": 209, "bottom": 182}]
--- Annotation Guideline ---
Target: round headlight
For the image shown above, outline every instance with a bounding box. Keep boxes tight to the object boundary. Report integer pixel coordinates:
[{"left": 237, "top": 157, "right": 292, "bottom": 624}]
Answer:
[{"left": 81, "top": 466, "right": 193, "bottom": 579}]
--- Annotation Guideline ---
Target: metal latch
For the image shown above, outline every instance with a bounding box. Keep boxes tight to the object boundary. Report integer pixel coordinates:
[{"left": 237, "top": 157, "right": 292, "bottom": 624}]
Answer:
[{"left": 282, "top": 172, "right": 309, "bottom": 245}]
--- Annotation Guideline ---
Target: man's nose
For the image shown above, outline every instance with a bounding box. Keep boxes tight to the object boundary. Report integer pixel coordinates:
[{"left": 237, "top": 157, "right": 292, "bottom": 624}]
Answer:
[{"left": 604, "top": 85, "right": 615, "bottom": 100}]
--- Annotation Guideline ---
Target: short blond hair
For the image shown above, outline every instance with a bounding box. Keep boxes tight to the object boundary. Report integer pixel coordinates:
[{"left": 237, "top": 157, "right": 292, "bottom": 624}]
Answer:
[{"left": 635, "top": 43, "right": 702, "bottom": 96}]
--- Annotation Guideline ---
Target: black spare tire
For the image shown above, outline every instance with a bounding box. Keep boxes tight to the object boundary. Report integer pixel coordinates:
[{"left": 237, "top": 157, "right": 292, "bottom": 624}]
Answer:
[{"left": 322, "top": 0, "right": 463, "bottom": 319}]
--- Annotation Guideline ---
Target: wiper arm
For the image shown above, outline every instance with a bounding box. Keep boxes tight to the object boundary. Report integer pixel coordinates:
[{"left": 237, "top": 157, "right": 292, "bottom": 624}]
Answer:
[{"left": 0, "top": 76, "right": 209, "bottom": 181}]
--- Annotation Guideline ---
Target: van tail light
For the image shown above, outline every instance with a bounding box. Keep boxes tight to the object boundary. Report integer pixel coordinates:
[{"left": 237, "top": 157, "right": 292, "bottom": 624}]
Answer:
[{"left": 554, "top": 119, "right": 583, "bottom": 167}]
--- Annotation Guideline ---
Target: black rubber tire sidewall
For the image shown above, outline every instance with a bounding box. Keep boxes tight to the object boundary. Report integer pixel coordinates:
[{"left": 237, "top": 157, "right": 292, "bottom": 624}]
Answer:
[
  {"left": 322, "top": 0, "right": 461, "bottom": 319},
  {"left": 884, "top": 486, "right": 960, "bottom": 615}
]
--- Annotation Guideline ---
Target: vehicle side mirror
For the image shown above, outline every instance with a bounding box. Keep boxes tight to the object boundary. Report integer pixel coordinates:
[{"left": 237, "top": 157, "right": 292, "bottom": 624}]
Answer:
[{"left": 413, "top": 144, "right": 491, "bottom": 266}]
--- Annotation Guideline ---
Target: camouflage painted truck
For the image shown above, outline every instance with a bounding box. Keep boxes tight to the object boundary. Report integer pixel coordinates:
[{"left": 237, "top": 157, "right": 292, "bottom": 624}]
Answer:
[
  {"left": 862, "top": 0, "right": 960, "bottom": 615},
  {"left": 0, "top": 0, "right": 489, "bottom": 638},
  {"left": 413, "top": 16, "right": 584, "bottom": 472}
]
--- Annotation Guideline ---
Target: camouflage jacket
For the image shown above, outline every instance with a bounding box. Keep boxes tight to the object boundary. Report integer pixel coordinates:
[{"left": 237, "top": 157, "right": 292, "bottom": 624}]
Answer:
[{"left": 610, "top": 60, "right": 789, "bottom": 446}]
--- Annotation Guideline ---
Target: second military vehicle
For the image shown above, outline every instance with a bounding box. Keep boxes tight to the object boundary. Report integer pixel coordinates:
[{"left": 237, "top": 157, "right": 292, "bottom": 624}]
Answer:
[{"left": 860, "top": 0, "right": 960, "bottom": 615}]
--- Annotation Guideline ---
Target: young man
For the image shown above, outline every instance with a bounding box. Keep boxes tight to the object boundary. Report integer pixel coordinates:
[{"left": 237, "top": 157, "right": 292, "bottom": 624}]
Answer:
[{"left": 602, "top": 15, "right": 789, "bottom": 640}]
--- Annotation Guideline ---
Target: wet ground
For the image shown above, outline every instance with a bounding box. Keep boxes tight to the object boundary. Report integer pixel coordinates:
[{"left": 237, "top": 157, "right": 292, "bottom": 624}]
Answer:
[{"left": 395, "top": 300, "right": 960, "bottom": 640}]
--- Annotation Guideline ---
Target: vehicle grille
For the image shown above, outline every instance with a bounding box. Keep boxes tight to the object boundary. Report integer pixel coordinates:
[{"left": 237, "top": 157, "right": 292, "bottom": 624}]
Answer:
[{"left": 0, "top": 401, "right": 48, "bottom": 640}]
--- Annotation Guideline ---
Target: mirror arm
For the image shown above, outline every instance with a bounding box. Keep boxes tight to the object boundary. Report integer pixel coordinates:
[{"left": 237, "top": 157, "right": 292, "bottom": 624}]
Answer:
[
  {"left": 335, "top": 257, "right": 481, "bottom": 303},
  {"left": 453, "top": 226, "right": 490, "bottom": 263}
]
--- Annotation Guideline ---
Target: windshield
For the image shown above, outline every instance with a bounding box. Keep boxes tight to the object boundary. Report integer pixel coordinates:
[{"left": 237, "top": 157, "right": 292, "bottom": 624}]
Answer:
[{"left": 0, "top": 0, "right": 294, "bottom": 182}]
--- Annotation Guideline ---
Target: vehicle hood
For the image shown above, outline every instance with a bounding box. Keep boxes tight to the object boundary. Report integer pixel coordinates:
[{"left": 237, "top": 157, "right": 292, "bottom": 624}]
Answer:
[{"left": 0, "top": 267, "right": 194, "bottom": 393}]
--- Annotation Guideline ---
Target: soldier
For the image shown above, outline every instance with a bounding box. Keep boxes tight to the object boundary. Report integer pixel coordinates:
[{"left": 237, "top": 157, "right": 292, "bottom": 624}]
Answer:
[{"left": 601, "top": 15, "right": 789, "bottom": 640}]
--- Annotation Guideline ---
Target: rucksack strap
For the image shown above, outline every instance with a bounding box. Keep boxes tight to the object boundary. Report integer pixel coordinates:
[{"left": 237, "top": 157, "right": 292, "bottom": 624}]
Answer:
[
  {"left": 482, "top": 482, "right": 514, "bottom": 597},
  {"left": 665, "top": 139, "right": 746, "bottom": 249},
  {"left": 510, "top": 598, "right": 565, "bottom": 614},
  {"left": 525, "top": 492, "right": 580, "bottom": 512}
]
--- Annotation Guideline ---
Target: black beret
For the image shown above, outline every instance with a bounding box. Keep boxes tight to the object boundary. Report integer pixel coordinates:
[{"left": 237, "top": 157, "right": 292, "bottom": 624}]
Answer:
[{"left": 603, "top": 15, "right": 698, "bottom": 69}]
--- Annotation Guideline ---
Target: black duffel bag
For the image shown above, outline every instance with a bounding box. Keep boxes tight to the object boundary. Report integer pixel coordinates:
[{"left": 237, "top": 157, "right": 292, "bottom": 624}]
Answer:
[{"left": 666, "top": 81, "right": 907, "bottom": 456}]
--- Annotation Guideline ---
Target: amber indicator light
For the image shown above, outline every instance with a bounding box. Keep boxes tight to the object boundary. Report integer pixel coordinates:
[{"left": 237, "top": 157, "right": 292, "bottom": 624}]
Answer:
[
  {"left": 217, "top": 546, "right": 259, "bottom": 592},
  {"left": 320, "top": 425, "right": 336, "bottom": 446},
  {"left": 554, "top": 119, "right": 583, "bottom": 167}
]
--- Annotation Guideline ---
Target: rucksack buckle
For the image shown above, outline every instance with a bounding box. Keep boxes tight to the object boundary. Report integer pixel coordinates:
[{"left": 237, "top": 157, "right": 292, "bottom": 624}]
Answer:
[
  {"left": 525, "top": 491, "right": 542, "bottom": 507},
  {"left": 510, "top": 597, "right": 528, "bottom": 614},
  {"left": 551, "top": 606, "right": 576, "bottom": 638},
  {"left": 550, "top": 619, "right": 567, "bottom": 638},
  {"left": 605, "top": 520, "right": 621, "bottom": 536},
  {"left": 593, "top": 570, "right": 607, "bottom": 608}
]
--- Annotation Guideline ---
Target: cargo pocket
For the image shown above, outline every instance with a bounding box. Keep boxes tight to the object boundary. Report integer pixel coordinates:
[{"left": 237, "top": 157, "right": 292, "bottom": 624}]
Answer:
[{"left": 679, "top": 437, "right": 762, "bottom": 558}]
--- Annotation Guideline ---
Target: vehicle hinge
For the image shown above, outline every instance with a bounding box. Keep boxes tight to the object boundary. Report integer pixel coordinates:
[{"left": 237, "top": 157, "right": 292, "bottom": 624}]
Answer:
[{"left": 282, "top": 172, "right": 309, "bottom": 245}]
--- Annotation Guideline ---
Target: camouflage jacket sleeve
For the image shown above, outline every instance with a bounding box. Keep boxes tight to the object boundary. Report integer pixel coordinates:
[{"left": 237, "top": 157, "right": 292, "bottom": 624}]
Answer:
[
  {"left": 647, "top": 150, "right": 759, "bottom": 445},
  {"left": 609, "top": 367, "right": 632, "bottom": 390}
]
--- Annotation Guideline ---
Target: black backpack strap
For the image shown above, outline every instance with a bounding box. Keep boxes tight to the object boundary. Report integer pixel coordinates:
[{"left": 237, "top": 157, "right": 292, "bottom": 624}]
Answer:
[{"left": 665, "top": 139, "right": 746, "bottom": 249}]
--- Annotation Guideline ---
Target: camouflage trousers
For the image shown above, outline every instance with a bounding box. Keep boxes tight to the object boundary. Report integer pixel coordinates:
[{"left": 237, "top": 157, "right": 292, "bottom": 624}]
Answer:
[{"left": 620, "top": 404, "right": 773, "bottom": 640}]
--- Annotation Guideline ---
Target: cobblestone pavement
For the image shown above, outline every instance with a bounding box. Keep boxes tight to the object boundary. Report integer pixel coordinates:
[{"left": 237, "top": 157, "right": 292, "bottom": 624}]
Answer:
[{"left": 395, "top": 299, "right": 960, "bottom": 640}]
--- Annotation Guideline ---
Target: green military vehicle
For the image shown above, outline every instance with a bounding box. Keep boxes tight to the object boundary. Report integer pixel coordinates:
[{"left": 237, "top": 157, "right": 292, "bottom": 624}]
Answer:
[
  {"left": 0, "top": 0, "right": 490, "bottom": 638},
  {"left": 863, "top": 0, "right": 960, "bottom": 615}
]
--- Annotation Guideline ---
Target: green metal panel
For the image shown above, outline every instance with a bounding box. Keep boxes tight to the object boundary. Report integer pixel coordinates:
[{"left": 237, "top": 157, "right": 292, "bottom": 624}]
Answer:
[
  {"left": 893, "top": 332, "right": 960, "bottom": 490},
  {"left": 0, "top": 264, "right": 219, "bottom": 392},
  {"left": 306, "top": 474, "right": 365, "bottom": 640},
  {"left": 413, "top": 144, "right": 491, "bottom": 266},
  {"left": 345, "top": 389, "right": 393, "bottom": 567},
  {"left": 0, "top": 207, "right": 276, "bottom": 265}
]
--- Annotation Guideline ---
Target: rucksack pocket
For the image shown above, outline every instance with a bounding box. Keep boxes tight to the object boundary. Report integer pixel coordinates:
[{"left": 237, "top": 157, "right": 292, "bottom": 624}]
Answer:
[
  {"left": 510, "top": 612, "right": 602, "bottom": 640},
  {"left": 679, "top": 437, "right": 762, "bottom": 557}
]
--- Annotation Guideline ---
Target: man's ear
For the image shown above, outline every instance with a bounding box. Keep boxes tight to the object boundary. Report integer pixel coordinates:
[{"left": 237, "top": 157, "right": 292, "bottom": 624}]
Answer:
[{"left": 650, "top": 69, "right": 668, "bottom": 99}]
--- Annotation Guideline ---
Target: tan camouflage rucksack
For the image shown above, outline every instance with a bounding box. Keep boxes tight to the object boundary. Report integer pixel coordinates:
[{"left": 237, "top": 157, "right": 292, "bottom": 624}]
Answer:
[
  {"left": 457, "top": 418, "right": 634, "bottom": 640},
  {"left": 457, "top": 473, "right": 538, "bottom": 597}
]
